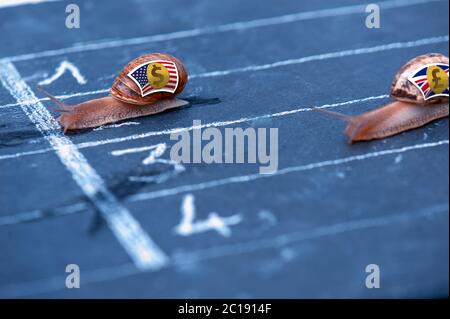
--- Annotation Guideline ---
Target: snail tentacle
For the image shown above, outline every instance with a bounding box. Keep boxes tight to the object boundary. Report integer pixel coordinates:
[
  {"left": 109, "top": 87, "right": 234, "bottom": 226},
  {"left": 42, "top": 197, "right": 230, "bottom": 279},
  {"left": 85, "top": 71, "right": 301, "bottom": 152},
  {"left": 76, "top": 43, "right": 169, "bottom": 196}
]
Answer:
[
  {"left": 36, "top": 85, "right": 76, "bottom": 113},
  {"left": 35, "top": 53, "right": 189, "bottom": 133},
  {"left": 315, "top": 53, "right": 449, "bottom": 143},
  {"left": 312, "top": 108, "right": 352, "bottom": 122}
]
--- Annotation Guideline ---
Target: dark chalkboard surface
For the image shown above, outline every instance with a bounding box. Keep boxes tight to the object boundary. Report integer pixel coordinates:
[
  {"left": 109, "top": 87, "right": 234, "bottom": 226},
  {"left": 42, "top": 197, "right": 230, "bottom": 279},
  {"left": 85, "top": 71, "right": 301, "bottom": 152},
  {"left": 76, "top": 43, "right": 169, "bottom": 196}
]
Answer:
[{"left": 0, "top": 0, "right": 448, "bottom": 298}]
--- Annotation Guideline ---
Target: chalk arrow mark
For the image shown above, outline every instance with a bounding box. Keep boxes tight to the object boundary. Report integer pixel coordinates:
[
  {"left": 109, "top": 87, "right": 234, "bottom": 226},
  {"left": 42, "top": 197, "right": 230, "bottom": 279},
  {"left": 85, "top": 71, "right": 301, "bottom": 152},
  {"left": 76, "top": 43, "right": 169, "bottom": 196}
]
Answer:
[{"left": 38, "top": 61, "right": 87, "bottom": 86}]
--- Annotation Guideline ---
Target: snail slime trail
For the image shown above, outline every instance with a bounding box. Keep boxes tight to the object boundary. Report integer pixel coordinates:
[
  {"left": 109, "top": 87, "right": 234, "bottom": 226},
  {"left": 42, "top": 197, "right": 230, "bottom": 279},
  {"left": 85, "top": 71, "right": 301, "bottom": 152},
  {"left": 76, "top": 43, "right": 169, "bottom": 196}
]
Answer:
[
  {"left": 169, "top": 120, "right": 279, "bottom": 174},
  {"left": 37, "top": 53, "right": 189, "bottom": 133},
  {"left": 314, "top": 53, "right": 449, "bottom": 143}
]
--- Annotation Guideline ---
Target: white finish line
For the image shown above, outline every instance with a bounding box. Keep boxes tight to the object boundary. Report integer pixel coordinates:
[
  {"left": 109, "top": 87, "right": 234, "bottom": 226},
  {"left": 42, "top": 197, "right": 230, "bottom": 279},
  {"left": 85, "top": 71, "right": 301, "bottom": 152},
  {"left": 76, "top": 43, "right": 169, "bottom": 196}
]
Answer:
[{"left": 0, "top": 60, "right": 168, "bottom": 271}]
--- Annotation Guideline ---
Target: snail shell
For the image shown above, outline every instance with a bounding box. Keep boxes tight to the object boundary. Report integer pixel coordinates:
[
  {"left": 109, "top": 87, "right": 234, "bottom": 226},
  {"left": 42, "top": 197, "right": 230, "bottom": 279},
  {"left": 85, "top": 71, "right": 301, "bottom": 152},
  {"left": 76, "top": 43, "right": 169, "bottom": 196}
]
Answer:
[
  {"left": 38, "top": 53, "right": 189, "bottom": 133},
  {"left": 391, "top": 53, "right": 448, "bottom": 104},
  {"left": 110, "top": 53, "right": 188, "bottom": 105},
  {"left": 316, "top": 53, "right": 449, "bottom": 143}
]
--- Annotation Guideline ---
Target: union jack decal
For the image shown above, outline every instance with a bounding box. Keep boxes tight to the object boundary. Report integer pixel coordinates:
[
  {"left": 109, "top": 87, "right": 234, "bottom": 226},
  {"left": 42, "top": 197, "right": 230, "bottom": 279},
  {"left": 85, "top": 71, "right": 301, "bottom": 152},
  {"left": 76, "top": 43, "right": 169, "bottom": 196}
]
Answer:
[{"left": 408, "top": 63, "right": 449, "bottom": 100}]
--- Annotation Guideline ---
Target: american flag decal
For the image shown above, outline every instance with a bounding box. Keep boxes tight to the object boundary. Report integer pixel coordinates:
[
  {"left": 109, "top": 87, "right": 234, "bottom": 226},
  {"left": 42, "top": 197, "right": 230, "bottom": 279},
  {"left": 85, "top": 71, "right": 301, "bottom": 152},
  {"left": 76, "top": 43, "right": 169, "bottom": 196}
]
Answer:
[
  {"left": 127, "top": 60, "right": 179, "bottom": 97},
  {"left": 408, "top": 63, "right": 449, "bottom": 100}
]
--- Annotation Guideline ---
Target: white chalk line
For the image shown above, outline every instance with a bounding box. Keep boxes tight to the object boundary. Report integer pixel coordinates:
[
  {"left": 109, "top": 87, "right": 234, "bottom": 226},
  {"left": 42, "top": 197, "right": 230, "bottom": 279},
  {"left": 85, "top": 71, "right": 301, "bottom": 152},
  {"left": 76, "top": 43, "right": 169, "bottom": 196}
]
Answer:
[
  {"left": 127, "top": 140, "right": 450, "bottom": 202},
  {"left": 70, "top": 95, "right": 388, "bottom": 148},
  {"left": 0, "top": 202, "right": 88, "bottom": 227},
  {"left": 0, "top": 0, "right": 444, "bottom": 63},
  {"left": 191, "top": 36, "right": 450, "bottom": 78},
  {"left": 93, "top": 121, "right": 140, "bottom": 131},
  {"left": 111, "top": 144, "right": 162, "bottom": 157},
  {"left": 76, "top": 34, "right": 450, "bottom": 83},
  {"left": 0, "top": 94, "right": 389, "bottom": 161},
  {"left": 1, "top": 202, "right": 447, "bottom": 298},
  {"left": 0, "top": 89, "right": 109, "bottom": 110},
  {"left": 0, "top": 0, "right": 60, "bottom": 9},
  {"left": 0, "top": 61, "right": 168, "bottom": 271},
  {"left": 2, "top": 139, "right": 447, "bottom": 227},
  {"left": 1, "top": 34, "right": 448, "bottom": 111}
]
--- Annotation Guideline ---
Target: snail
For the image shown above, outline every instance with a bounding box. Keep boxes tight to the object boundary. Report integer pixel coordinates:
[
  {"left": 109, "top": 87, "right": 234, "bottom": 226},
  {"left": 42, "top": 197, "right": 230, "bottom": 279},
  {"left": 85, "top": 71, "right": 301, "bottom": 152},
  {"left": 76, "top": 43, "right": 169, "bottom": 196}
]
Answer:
[
  {"left": 315, "top": 53, "right": 449, "bottom": 143},
  {"left": 37, "top": 53, "right": 189, "bottom": 133}
]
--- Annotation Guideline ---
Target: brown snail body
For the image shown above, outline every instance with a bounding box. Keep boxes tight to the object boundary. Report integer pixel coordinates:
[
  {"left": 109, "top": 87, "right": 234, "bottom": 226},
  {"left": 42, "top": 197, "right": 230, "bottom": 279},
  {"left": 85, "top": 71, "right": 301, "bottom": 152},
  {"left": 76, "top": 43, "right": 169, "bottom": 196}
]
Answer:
[
  {"left": 316, "top": 53, "right": 449, "bottom": 143},
  {"left": 38, "top": 53, "right": 189, "bottom": 133}
]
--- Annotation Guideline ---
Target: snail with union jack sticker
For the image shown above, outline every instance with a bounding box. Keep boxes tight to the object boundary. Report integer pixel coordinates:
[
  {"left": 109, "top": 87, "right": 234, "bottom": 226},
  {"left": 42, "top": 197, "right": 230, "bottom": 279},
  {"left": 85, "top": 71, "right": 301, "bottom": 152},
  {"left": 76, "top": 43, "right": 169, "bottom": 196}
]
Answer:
[
  {"left": 315, "top": 53, "right": 449, "bottom": 143},
  {"left": 37, "top": 53, "right": 188, "bottom": 133}
]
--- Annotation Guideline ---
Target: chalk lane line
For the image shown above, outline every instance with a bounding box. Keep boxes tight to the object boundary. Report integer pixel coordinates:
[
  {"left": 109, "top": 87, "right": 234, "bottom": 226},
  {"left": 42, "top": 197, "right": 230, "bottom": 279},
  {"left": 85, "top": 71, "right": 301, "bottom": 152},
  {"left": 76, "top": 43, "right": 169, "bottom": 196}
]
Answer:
[
  {"left": 0, "top": 202, "right": 447, "bottom": 298},
  {"left": 0, "top": 0, "right": 444, "bottom": 63},
  {"left": 127, "top": 140, "right": 450, "bottom": 202},
  {"left": 0, "top": 60, "right": 168, "bottom": 271},
  {"left": 0, "top": 0, "right": 61, "bottom": 9},
  {"left": 1, "top": 140, "right": 448, "bottom": 227},
  {"left": 0, "top": 94, "right": 389, "bottom": 161},
  {"left": 0, "top": 35, "right": 448, "bottom": 111}
]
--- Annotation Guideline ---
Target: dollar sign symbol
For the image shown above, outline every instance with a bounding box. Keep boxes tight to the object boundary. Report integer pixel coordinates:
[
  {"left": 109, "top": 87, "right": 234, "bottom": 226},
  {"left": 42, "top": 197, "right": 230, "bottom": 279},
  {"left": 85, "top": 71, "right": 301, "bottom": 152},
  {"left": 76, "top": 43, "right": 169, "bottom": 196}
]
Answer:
[
  {"left": 147, "top": 63, "right": 169, "bottom": 89},
  {"left": 432, "top": 69, "right": 441, "bottom": 88},
  {"left": 151, "top": 64, "right": 164, "bottom": 86}
]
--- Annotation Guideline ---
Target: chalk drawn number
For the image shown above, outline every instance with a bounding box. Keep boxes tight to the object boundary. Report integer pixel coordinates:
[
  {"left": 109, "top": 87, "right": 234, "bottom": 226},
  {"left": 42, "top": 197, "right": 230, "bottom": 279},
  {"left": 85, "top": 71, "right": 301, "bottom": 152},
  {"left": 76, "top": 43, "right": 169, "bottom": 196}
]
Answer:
[{"left": 174, "top": 194, "right": 242, "bottom": 237}]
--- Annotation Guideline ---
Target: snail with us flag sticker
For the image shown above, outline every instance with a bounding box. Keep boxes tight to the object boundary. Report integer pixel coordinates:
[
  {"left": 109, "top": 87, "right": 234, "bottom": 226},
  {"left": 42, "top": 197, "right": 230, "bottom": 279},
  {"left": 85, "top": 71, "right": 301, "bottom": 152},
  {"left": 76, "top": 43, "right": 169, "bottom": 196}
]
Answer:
[
  {"left": 315, "top": 53, "right": 449, "bottom": 143},
  {"left": 38, "top": 53, "right": 189, "bottom": 133}
]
